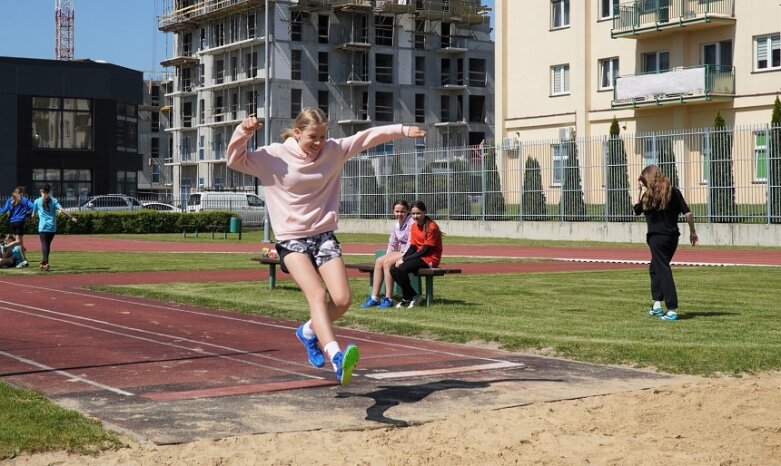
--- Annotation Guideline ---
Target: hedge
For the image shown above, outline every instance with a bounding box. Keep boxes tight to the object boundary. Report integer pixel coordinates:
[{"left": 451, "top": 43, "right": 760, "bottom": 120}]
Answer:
[{"left": 0, "top": 211, "right": 237, "bottom": 235}]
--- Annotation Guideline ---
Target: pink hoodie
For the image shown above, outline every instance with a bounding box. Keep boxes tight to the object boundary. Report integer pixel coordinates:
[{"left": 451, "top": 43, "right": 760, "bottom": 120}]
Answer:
[{"left": 227, "top": 123, "right": 405, "bottom": 241}]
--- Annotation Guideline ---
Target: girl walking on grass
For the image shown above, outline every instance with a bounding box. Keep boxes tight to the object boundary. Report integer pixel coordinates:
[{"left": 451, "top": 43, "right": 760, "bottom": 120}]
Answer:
[
  {"left": 227, "top": 108, "right": 425, "bottom": 384},
  {"left": 634, "top": 165, "right": 698, "bottom": 321}
]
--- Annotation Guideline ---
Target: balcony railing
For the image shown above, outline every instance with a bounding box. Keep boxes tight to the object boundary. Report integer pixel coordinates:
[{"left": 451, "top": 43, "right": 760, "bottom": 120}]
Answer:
[
  {"left": 612, "top": 64, "right": 735, "bottom": 108},
  {"left": 612, "top": 0, "right": 735, "bottom": 38}
]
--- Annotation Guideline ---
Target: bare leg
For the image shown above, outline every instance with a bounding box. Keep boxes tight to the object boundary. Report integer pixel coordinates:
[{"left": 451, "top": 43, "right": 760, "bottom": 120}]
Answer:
[{"left": 381, "top": 252, "right": 403, "bottom": 299}]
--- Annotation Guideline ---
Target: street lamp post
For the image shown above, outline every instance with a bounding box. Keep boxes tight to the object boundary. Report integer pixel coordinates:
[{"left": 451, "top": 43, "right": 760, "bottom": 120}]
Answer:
[{"left": 262, "top": 0, "right": 272, "bottom": 242}]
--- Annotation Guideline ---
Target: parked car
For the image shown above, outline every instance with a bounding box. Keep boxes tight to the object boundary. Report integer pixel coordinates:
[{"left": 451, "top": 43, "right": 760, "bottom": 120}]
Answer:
[
  {"left": 187, "top": 191, "right": 265, "bottom": 226},
  {"left": 79, "top": 194, "right": 142, "bottom": 211},
  {"left": 142, "top": 202, "right": 178, "bottom": 212}
]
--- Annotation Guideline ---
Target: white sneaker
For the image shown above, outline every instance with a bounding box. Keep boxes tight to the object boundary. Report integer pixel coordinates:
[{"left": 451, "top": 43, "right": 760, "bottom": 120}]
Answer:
[
  {"left": 407, "top": 295, "right": 423, "bottom": 308},
  {"left": 15, "top": 260, "right": 28, "bottom": 268},
  {"left": 396, "top": 299, "right": 410, "bottom": 308}
]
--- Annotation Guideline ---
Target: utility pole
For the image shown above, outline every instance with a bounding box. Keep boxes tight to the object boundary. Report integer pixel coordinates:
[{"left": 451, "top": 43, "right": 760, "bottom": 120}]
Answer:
[
  {"left": 55, "top": 0, "right": 75, "bottom": 60},
  {"left": 262, "top": 0, "right": 272, "bottom": 243}
]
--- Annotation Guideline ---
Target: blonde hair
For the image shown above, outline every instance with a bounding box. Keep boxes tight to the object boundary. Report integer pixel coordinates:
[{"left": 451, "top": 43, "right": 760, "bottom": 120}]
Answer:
[
  {"left": 639, "top": 165, "right": 672, "bottom": 211},
  {"left": 280, "top": 107, "right": 329, "bottom": 141}
]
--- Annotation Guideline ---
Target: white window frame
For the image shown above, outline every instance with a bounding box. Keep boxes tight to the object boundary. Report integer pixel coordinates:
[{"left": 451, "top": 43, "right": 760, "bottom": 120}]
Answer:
[
  {"left": 552, "top": 143, "right": 569, "bottom": 186},
  {"left": 600, "top": 0, "right": 619, "bottom": 19},
  {"left": 702, "top": 40, "right": 733, "bottom": 68},
  {"left": 754, "top": 130, "right": 768, "bottom": 182},
  {"left": 551, "top": 0, "right": 570, "bottom": 29},
  {"left": 598, "top": 57, "right": 619, "bottom": 90},
  {"left": 754, "top": 33, "right": 781, "bottom": 71},
  {"left": 551, "top": 64, "right": 570, "bottom": 96}
]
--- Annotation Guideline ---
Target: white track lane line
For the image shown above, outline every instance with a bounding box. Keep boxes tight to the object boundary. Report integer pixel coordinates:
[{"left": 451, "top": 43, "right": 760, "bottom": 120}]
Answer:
[
  {"left": 0, "top": 282, "right": 521, "bottom": 366},
  {"left": 0, "top": 302, "right": 323, "bottom": 380},
  {"left": 0, "top": 349, "right": 134, "bottom": 396}
]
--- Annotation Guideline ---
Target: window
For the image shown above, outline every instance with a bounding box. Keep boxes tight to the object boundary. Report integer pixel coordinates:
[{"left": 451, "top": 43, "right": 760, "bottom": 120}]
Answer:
[
  {"left": 703, "top": 40, "right": 733, "bottom": 67},
  {"left": 248, "top": 13, "right": 256, "bottom": 38},
  {"left": 318, "top": 52, "right": 329, "bottom": 82},
  {"left": 246, "top": 52, "right": 257, "bottom": 77},
  {"left": 551, "top": 0, "right": 570, "bottom": 29},
  {"left": 468, "top": 58, "right": 487, "bottom": 87},
  {"left": 551, "top": 64, "right": 570, "bottom": 95},
  {"left": 468, "top": 95, "right": 485, "bottom": 123},
  {"left": 755, "top": 131, "right": 768, "bottom": 181},
  {"left": 291, "top": 88, "right": 302, "bottom": 118},
  {"left": 230, "top": 17, "right": 240, "bottom": 42},
  {"left": 600, "top": 0, "right": 619, "bottom": 18},
  {"left": 551, "top": 143, "right": 569, "bottom": 186},
  {"left": 230, "top": 93, "right": 238, "bottom": 119},
  {"left": 643, "top": 51, "right": 670, "bottom": 73},
  {"left": 639, "top": 137, "right": 659, "bottom": 167},
  {"left": 180, "top": 67, "right": 192, "bottom": 91},
  {"left": 415, "top": 56, "right": 425, "bottom": 85},
  {"left": 755, "top": 34, "right": 781, "bottom": 71},
  {"left": 199, "top": 135, "right": 205, "bottom": 160},
  {"left": 598, "top": 57, "right": 619, "bottom": 90},
  {"left": 318, "top": 90, "right": 329, "bottom": 116},
  {"left": 376, "top": 53, "right": 393, "bottom": 84},
  {"left": 213, "top": 133, "right": 223, "bottom": 160},
  {"left": 231, "top": 56, "right": 238, "bottom": 81},
  {"left": 415, "top": 93, "right": 425, "bottom": 123},
  {"left": 33, "top": 168, "right": 91, "bottom": 202},
  {"left": 214, "top": 22, "right": 225, "bottom": 47},
  {"left": 440, "top": 95, "right": 451, "bottom": 120},
  {"left": 441, "top": 58, "right": 452, "bottom": 85},
  {"left": 291, "top": 11, "right": 304, "bottom": 42},
  {"left": 291, "top": 49, "right": 302, "bottom": 80},
  {"left": 318, "top": 15, "right": 329, "bottom": 44},
  {"left": 375, "top": 92, "right": 394, "bottom": 121},
  {"left": 414, "top": 20, "right": 425, "bottom": 49},
  {"left": 151, "top": 163, "right": 160, "bottom": 183},
  {"left": 151, "top": 112, "right": 160, "bottom": 132},
  {"left": 182, "top": 102, "right": 192, "bottom": 128},
  {"left": 116, "top": 170, "right": 137, "bottom": 197},
  {"left": 215, "top": 59, "right": 224, "bottom": 84},
  {"left": 151, "top": 137, "right": 160, "bottom": 158},
  {"left": 32, "top": 97, "right": 93, "bottom": 150},
  {"left": 116, "top": 101, "right": 137, "bottom": 152},
  {"left": 375, "top": 16, "right": 393, "bottom": 46},
  {"left": 246, "top": 90, "right": 257, "bottom": 116},
  {"left": 200, "top": 28, "right": 206, "bottom": 50},
  {"left": 441, "top": 22, "right": 451, "bottom": 48}
]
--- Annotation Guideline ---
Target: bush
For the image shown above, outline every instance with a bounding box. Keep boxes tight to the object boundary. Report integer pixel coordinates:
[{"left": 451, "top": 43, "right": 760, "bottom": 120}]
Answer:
[
  {"left": 521, "top": 156, "right": 546, "bottom": 221},
  {"left": 606, "top": 118, "right": 632, "bottom": 222},
  {"left": 709, "top": 112, "right": 738, "bottom": 222},
  {"left": 1, "top": 211, "right": 236, "bottom": 235}
]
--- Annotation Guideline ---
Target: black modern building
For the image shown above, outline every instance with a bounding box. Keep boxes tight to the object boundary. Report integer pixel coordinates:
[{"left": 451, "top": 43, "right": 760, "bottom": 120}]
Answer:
[{"left": 0, "top": 56, "right": 142, "bottom": 205}]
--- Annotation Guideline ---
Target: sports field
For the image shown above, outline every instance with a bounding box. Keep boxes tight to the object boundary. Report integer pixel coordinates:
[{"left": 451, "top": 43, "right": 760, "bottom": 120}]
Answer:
[{"left": 1, "top": 234, "right": 780, "bottom": 465}]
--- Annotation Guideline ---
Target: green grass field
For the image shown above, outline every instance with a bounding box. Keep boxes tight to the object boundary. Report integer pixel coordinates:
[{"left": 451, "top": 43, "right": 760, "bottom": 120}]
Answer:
[{"left": 1, "top": 235, "right": 780, "bottom": 459}]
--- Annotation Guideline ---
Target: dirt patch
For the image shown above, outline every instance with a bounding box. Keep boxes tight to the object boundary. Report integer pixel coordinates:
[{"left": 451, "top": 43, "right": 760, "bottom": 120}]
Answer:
[{"left": 8, "top": 372, "right": 780, "bottom": 466}]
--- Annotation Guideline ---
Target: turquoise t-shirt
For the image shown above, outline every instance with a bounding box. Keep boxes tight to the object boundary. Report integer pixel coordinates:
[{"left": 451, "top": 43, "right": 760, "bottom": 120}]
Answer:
[
  {"left": 33, "top": 197, "right": 62, "bottom": 233},
  {"left": 11, "top": 246, "right": 23, "bottom": 265}
]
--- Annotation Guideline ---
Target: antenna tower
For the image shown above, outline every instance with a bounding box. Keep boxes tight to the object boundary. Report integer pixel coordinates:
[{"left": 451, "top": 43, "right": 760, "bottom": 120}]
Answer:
[{"left": 55, "top": 0, "right": 75, "bottom": 60}]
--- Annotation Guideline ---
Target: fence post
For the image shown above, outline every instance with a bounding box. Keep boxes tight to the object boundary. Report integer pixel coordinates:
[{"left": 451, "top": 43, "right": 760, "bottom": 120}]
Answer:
[
  {"left": 446, "top": 148, "right": 452, "bottom": 220},
  {"left": 603, "top": 137, "right": 609, "bottom": 224},
  {"left": 480, "top": 147, "right": 487, "bottom": 221},
  {"left": 767, "top": 126, "right": 771, "bottom": 225}
]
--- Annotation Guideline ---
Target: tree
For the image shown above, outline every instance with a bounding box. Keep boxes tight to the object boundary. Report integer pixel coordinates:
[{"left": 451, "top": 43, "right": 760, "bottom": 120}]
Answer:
[
  {"left": 521, "top": 156, "right": 547, "bottom": 221},
  {"left": 387, "top": 155, "right": 415, "bottom": 205},
  {"left": 560, "top": 135, "right": 587, "bottom": 221},
  {"left": 605, "top": 117, "right": 632, "bottom": 221},
  {"left": 709, "top": 111, "right": 738, "bottom": 222},
  {"left": 770, "top": 96, "right": 781, "bottom": 223},
  {"left": 657, "top": 136, "right": 680, "bottom": 189},
  {"left": 482, "top": 145, "right": 506, "bottom": 220}
]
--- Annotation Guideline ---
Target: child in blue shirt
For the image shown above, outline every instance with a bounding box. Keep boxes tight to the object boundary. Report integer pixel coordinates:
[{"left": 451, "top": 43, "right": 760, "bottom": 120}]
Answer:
[
  {"left": 32, "top": 185, "right": 77, "bottom": 271},
  {"left": 0, "top": 186, "right": 34, "bottom": 266}
]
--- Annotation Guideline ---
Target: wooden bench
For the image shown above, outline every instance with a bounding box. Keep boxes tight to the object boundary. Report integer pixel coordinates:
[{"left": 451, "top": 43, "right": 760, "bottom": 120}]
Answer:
[
  {"left": 250, "top": 256, "right": 282, "bottom": 289},
  {"left": 345, "top": 263, "right": 462, "bottom": 306},
  {"left": 207, "top": 223, "right": 243, "bottom": 240}
]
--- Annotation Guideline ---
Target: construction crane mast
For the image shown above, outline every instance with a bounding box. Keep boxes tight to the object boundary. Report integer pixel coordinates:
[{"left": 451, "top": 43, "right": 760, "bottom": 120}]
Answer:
[{"left": 55, "top": 0, "right": 75, "bottom": 60}]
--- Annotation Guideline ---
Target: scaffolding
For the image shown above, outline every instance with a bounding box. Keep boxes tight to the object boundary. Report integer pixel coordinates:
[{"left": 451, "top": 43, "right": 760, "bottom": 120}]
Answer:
[{"left": 159, "top": 0, "right": 268, "bottom": 31}]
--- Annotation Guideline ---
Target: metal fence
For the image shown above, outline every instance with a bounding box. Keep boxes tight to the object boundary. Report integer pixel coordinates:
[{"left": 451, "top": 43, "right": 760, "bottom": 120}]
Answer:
[
  {"left": 339, "top": 124, "right": 781, "bottom": 225},
  {"left": 3, "top": 124, "right": 779, "bottom": 226}
]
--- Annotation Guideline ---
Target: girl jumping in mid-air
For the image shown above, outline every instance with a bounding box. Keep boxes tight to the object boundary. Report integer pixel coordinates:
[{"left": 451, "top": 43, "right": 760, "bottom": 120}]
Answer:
[
  {"left": 634, "top": 165, "right": 697, "bottom": 321},
  {"left": 227, "top": 108, "right": 426, "bottom": 384}
]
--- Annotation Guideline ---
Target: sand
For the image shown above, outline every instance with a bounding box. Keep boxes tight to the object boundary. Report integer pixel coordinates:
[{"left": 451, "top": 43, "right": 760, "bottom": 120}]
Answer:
[{"left": 7, "top": 371, "right": 780, "bottom": 466}]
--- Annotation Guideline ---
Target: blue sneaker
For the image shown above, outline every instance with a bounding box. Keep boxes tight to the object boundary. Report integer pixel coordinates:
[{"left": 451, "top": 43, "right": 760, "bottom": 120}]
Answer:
[
  {"left": 295, "top": 324, "right": 325, "bottom": 368},
  {"left": 361, "top": 296, "right": 381, "bottom": 308},
  {"left": 659, "top": 310, "right": 678, "bottom": 321},
  {"left": 378, "top": 297, "right": 394, "bottom": 308},
  {"left": 646, "top": 308, "right": 664, "bottom": 317},
  {"left": 333, "top": 344, "right": 360, "bottom": 385}
]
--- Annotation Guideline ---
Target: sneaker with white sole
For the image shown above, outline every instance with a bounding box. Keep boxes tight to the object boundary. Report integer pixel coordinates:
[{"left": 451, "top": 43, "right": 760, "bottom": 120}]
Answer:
[
  {"left": 659, "top": 310, "right": 678, "bottom": 321},
  {"left": 646, "top": 308, "right": 664, "bottom": 317},
  {"left": 333, "top": 344, "right": 360, "bottom": 385},
  {"left": 378, "top": 297, "right": 394, "bottom": 308},
  {"left": 15, "top": 260, "right": 29, "bottom": 269},
  {"left": 360, "top": 296, "right": 380, "bottom": 308},
  {"left": 396, "top": 299, "right": 410, "bottom": 308},
  {"left": 295, "top": 324, "right": 325, "bottom": 368},
  {"left": 407, "top": 295, "right": 423, "bottom": 308}
]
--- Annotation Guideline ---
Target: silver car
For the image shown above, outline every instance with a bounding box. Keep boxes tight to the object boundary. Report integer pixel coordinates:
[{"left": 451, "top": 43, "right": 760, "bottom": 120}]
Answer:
[{"left": 79, "top": 195, "right": 142, "bottom": 211}]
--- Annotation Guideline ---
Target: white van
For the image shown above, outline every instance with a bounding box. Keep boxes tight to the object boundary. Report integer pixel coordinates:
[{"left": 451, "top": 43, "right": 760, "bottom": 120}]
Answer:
[{"left": 187, "top": 191, "right": 266, "bottom": 227}]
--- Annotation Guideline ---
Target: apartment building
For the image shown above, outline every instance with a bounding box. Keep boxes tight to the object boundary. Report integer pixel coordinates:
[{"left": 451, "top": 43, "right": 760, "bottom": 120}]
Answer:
[
  {"left": 495, "top": 0, "right": 780, "bottom": 207},
  {"left": 158, "top": 0, "right": 494, "bottom": 197}
]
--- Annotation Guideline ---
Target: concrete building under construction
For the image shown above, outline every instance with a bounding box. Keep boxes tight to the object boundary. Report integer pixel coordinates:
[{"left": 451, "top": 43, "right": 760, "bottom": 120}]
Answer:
[{"left": 157, "top": 0, "right": 493, "bottom": 195}]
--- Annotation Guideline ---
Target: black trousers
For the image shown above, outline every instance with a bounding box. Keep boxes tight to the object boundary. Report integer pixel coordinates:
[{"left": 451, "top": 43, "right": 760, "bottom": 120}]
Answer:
[
  {"left": 39, "top": 232, "right": 56, "bottom": 264},
  {"left": 390, "top": 257, "right": 426, "bottom": 300},
  {"left": 647, "top": 233, "right": 679, "bottom": 310}
]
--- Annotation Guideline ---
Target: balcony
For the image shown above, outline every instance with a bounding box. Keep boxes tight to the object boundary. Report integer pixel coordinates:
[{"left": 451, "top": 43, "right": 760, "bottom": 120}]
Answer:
[
  {"left": 158, "top": 0, "right": 263, "bottom": 32},
  {"left": 612, "top": 65, "right": 735, "bottom": 109},
  {"left": 612, "top": 0, "right": 735, "bottom": 39}
]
